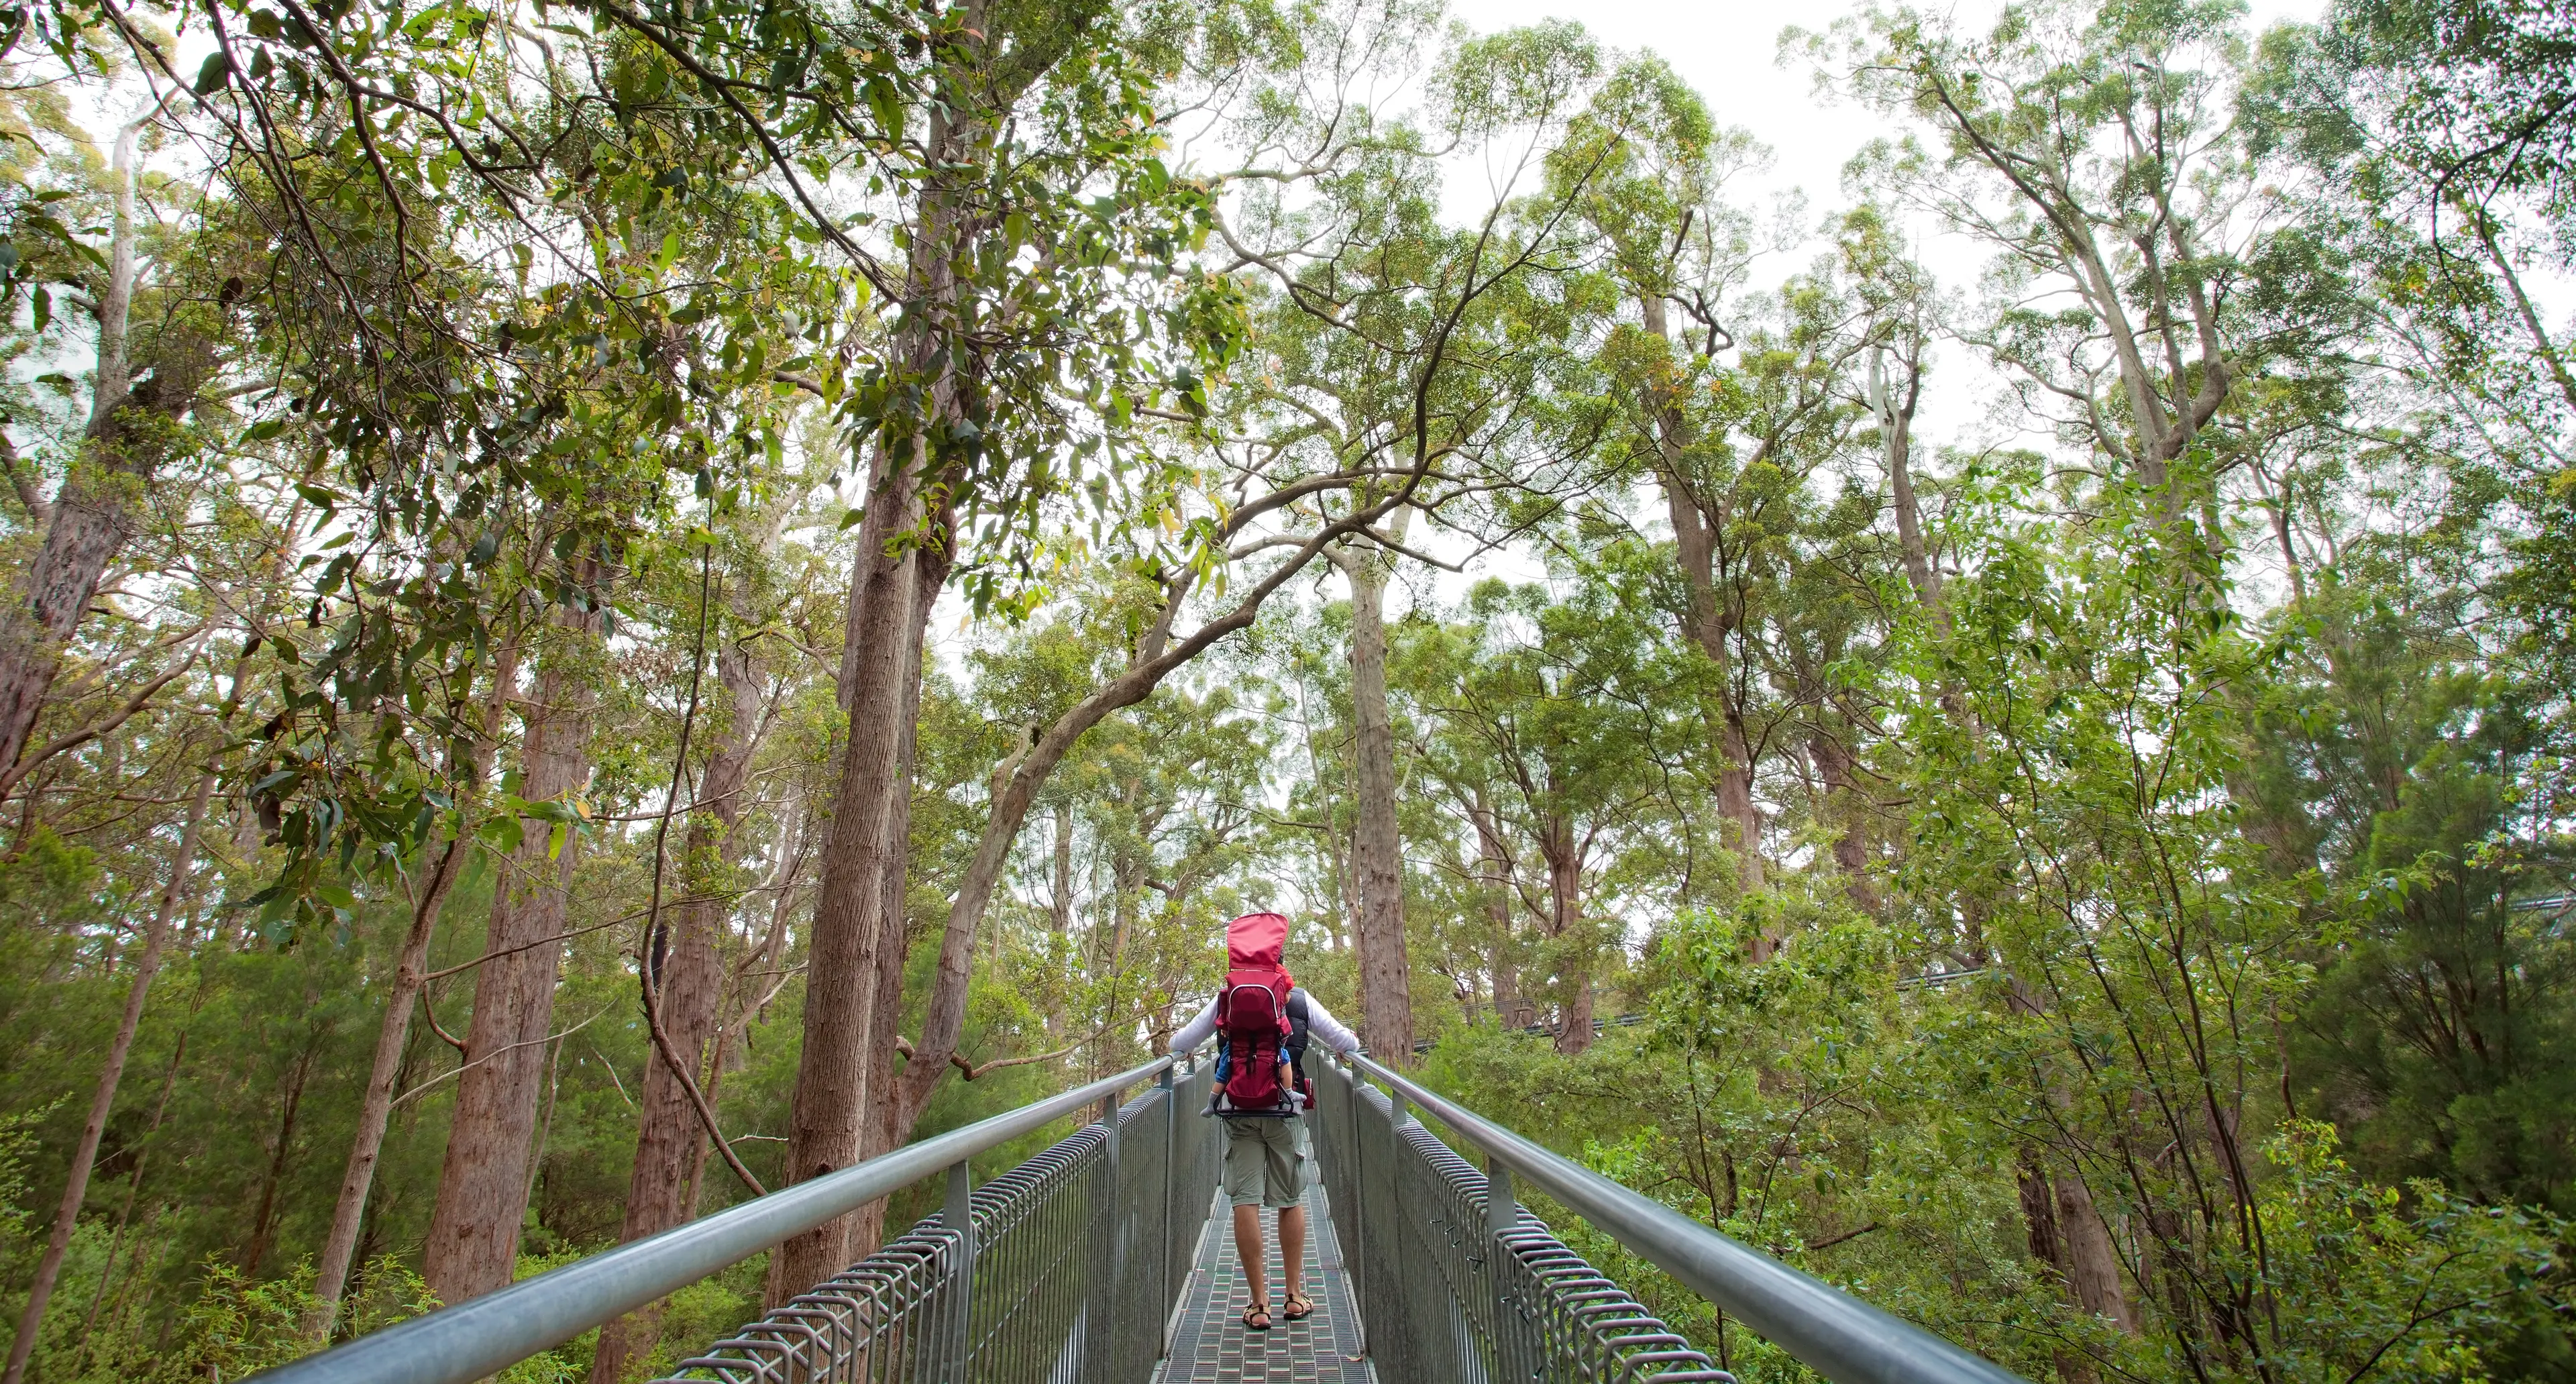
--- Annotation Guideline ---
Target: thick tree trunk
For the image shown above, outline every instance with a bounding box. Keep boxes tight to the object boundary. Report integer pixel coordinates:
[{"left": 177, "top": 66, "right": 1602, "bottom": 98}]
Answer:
[
  {"left": 0, "top": 107, "right": 221, "bottom": 778},
  {"left": 0, "top": 770, "right": 213, "bottom": 1384},
  {"left": 1050, "top": 800, "right": 1073, "bottom": 936},
  {"left": 773, "top": 442, "right": 926, "bottom": 1303},
  {"left": 1536, "top": 814, "right": 1591, "bottom": 1055},
  {"left": 1806, "top": 729, "right": 1879, "bottom": 914},
  {"left": 2017, "top": 1155, "right": 2068, "bottom": 1275},
  {"left": 1341, "top": 541, "right": 1412, "bottom": 1061},
  {"left": 848, "top": 533, "right": 941, "bottom": 1263},
  {"left": 592, "top": 632, "right": 766, "bottom": 1383},
  {"left": 2053, "top": 1169, "right": 2139, "bottom": 1334},
  {"left": 1656, "top": 464, "right": 1766, "bottom": 902},
  {"left": 2015, "top": 1156, "right": 2102, "bottom": 1382},
  {"left": 307, "top": 640, "right": 519, "bottom": 1338},
  {"left": 1469, "top": 804, "right": 1530, "bottom": 1030},
  {"left": 1640, "top": 297, "right": 1764, "bottom": 901},
  {"left": 425, "top": 598, "right": 604, "bottom": 1307}
]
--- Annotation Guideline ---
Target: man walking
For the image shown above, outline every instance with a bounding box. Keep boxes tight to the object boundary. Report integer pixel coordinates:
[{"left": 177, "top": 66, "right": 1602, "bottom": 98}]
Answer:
[{"left": 1169, "top": 911, "right": 1361, "bottom": 1331}]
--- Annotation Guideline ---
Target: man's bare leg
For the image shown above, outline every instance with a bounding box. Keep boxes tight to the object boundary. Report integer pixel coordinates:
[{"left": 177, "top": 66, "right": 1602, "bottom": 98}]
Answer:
[
  {"left": 1279, "top": 1206, "right": 1307, "bottom": 1301},
  {"left": 1232, "top": 1204, "right": 1268, "bottom": 1310}
]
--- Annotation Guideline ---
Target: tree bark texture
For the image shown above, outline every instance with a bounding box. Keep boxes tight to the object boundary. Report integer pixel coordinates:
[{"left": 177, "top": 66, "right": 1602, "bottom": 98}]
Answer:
[
  {"left": 592, "top": 631, "right": 767, "bottom": 1383},
  {"left": 0, "top": 769, "right": 213, "bottom": 1384},
  {"left": 1050, "top": 799, "right": 1073, "bottom": 936},
  {"left": 849, "top": 525, "right": 943, "bottom": 1263},
  {"left": 773, "top": 441, "right": 924, "bottom": 1304},
  {"left": 1343, "top": 542, "right": 1413, "bottom": 1061},
  {"left": 2017, "top": 1155, "right": 2103, "bottom": 1383},
  {"left": 424, "top": 598, "right": 604, "bottom": 1307},
  {"left": 2053, "top": 1169, "right": 2140, "bottom": 1334}
]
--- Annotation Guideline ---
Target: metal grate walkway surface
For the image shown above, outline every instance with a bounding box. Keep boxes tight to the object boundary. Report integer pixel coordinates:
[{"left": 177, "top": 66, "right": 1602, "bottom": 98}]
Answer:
[{"left": 1158, "top": 1181, "right": 1368, "bottom": 1384}]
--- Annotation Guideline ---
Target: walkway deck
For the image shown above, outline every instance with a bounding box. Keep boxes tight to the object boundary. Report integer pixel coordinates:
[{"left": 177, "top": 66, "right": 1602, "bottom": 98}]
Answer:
[{"left": 1157, "top": 1181, "right": 1371, "bottom": 1384}]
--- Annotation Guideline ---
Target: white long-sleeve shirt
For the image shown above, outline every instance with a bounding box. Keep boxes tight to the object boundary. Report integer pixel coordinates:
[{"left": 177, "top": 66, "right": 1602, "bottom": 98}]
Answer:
[{"left": 1169, "top": 987, "right": 1362, "bottom": 1060}]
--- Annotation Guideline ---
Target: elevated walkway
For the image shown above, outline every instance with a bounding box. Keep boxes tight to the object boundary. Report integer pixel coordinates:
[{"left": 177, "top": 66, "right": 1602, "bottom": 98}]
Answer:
[
  {"left": 248, "top": 1051, "right": 2030, "bottom": 1384},
  {"left": 1158, "top": 1181, "right": 1366, "bottom": 1384}
]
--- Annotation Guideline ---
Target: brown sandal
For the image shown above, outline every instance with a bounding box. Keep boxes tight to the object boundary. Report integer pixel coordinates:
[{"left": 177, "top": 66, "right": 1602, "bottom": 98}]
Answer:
[
  {"left": 1242, "top": 1303, "right": 1272, "bottom": 1331},
  {"left": 1283, "top": 1291, "right": 1315, "bottom": 1321}
]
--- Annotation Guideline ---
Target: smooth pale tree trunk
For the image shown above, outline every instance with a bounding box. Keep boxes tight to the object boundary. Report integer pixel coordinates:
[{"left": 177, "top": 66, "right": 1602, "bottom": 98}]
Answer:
[
  {"left": 773, "top": 444, "right": 925, "bottom": 1303},
  {"left": 1335, "top": 537, "right": 1412, "bottom": 1062},
  {"left": 1640, "top": 298, "right": 1764, "bottom": 904},
  {"left": 425, "top": 596, "right": 604, "bottom": 1306},
  {"left": 1536, "top": 814, "right": 1592, "bottom": 1055},
  {"left": 307, "top": 639, "right": 521, "bottom": 1338},
  {"left": 0, "top": 769, "right": 213, "bottom": 1384},
  {"left": 0, "top": 99, "right": 219, "bottom": 778},
  {"left": 592, "top": 634, "right": 767, "bottom": 1382},
  {"left": 1870, "top": 348, "right": 1937, "bottom": 609}
]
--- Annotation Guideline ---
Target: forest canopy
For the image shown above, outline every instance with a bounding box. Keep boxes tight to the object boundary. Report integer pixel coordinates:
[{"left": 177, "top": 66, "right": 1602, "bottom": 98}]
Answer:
[{"left": 0, "top": 0, "right": 2570, "bottom": 1379}]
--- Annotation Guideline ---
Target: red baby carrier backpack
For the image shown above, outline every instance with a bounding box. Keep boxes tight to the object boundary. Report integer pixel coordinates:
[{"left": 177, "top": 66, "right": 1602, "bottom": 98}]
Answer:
[{"left": 1211, "top": 911, "right": 1299, "bottom": 1116}]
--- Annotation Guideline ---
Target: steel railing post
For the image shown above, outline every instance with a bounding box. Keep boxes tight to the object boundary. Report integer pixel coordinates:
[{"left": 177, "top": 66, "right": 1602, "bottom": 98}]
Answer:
[
  {"left": 943, "top": 1159, "right": 975, "bottom": 1383},
  {"left": 1082, "top": 1092, "right": 1121, "bottom": 1384},
  {"left": 1157, "top": 1063, "right": 1178, "bottom": 1358},
  {"left": 1486, "top": 1156, "right": 1526, "bottom": 1383},
  {"left": 1336, "top": 1057, "right": 1365, "bottom": 1359}
]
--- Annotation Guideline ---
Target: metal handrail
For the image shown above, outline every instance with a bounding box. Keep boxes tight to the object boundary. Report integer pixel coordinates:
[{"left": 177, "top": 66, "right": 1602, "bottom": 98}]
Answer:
[
  {"left": 1337, "top": 1051, "right": 2032, "bottom": 1384},
  {"left": 247, "top": 1055, "right": 1178, "bottom": 1384}
]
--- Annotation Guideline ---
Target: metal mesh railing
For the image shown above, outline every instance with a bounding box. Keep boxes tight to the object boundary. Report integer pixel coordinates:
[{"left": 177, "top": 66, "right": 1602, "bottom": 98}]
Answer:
[
  {"left": 256, "top": 1041, "right": 2023, "bottom": 1384},
  {"left": 1312, "top": 1057, "right": 1732, "bottom": 1384},
  {"left": 655, "top": 1062, "right": 1216, "bottom": 1384}
]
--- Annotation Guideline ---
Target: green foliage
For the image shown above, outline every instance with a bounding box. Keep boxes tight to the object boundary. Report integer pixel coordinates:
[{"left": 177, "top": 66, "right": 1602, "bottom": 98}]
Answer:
[{"left": 3, "top": 0, "right": 2574, "bottom": 1381}]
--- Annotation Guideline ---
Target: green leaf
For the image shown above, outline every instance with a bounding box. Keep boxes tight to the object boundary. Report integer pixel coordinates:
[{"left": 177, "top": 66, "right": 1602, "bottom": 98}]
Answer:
[
  {"left": 194, "top": 51, "right": 231, "bottom": 93},
  {"left": 479, "top": 814, "right": 524, "bottom": 853}
]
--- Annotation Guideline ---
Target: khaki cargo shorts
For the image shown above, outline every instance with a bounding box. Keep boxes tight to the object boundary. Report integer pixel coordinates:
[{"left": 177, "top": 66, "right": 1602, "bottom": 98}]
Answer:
[{"left": 1221, "top": 1113, "right": 1311, "bottom": 1209}]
